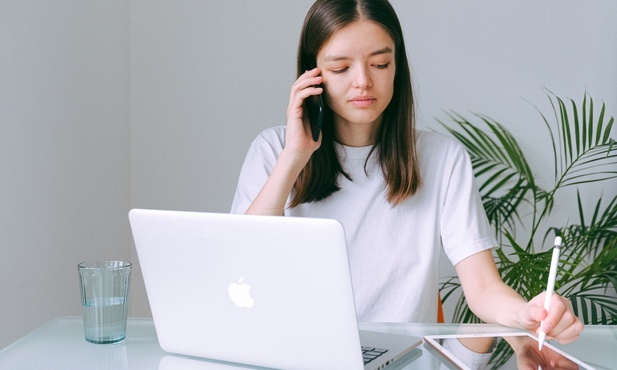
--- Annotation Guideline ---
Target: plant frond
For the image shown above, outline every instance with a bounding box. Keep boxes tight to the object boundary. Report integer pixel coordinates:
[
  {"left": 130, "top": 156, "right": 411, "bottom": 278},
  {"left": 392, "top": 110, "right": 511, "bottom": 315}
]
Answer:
[
  {"left": 440, "top": 111, "right": 538, "bottom": 235},
  {"left": 545, "top": 92, "right": 617, "bottom": 190},
  {"left": 569, "top": 291, "right": 617, "bottom": 324}
]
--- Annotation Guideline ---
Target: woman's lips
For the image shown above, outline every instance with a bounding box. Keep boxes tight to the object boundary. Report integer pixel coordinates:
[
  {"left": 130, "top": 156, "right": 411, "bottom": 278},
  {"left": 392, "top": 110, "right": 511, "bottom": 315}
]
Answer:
[{"left": 349, "top": 96, "right": 376, "bottom": 108}]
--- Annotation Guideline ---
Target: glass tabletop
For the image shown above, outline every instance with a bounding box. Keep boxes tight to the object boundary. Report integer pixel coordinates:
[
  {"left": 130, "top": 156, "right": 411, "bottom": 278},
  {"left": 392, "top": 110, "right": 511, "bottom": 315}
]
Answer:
[{"left": 1, "top": 317, "right": 614, "bottom": 369}]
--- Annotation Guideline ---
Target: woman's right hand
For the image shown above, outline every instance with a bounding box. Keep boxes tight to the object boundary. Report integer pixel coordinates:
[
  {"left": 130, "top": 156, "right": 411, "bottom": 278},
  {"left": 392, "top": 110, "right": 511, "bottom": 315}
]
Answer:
[
  {"left": 244, "top": 68, "right": 324, "bottom": 216},
  {"left": 285, "top": 68, "right": 324, "bottom": 158}
]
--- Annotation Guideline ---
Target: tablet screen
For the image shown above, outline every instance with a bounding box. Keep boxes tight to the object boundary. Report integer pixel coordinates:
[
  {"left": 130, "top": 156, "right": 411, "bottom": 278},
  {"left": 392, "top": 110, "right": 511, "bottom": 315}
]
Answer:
[{"left": 424, "top": 332, "right": 594, "bottom": 370}]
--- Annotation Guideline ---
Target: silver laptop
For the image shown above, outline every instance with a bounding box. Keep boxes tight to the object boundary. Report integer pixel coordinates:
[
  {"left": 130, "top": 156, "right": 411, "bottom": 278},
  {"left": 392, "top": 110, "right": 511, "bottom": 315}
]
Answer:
[{"left": 129, "top": 209, "right": 422, "bottom": 370}]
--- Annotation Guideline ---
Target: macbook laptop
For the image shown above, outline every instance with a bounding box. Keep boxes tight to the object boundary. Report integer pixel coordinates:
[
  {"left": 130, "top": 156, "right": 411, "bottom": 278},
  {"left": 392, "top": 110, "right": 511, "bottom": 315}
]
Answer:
[{"left": 129, "top": 209, "right": 422, "bottom": 369}]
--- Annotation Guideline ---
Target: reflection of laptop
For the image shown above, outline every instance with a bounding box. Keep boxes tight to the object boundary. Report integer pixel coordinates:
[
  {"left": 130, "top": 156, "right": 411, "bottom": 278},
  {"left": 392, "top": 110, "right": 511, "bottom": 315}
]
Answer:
[{"left": 129, "top": 209, "right": 422, "bottom": 370}]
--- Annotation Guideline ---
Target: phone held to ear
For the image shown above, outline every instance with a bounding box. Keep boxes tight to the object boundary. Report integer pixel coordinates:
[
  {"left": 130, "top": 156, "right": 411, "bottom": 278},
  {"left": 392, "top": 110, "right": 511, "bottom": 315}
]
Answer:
[
  {"left": 303, "top": 65, "right": 324, "bottom": 142},
  {"left": 306, "top": 92, "right": 324, "bottom": 142}
]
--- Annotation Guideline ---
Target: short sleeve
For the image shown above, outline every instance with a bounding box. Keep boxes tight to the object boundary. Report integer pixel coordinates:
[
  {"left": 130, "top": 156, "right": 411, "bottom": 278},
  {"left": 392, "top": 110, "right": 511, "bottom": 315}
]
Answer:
[
  {"left": 440, "top": 145, "right": 496, "bottom": 266},
  {"left": 230, "top": 127, "right": 286, "bottom": 214}
]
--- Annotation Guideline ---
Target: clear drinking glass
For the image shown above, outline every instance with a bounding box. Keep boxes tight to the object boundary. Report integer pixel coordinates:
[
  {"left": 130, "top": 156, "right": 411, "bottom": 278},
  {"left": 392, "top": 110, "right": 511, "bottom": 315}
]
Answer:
[{"left": 78, "top": 261, "right": 131, "bottom": 344}]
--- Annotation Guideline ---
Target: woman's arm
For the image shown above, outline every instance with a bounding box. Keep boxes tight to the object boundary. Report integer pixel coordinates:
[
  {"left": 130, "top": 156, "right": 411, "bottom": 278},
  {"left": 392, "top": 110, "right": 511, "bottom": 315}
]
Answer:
[
  {"left": 455, "top": 250, "right": 583, "bottom": 344},
  {"left": 245, "top": 68, "right": 323, "bottom": 216},
  {"left": 245, "top": 149, "right": 310, "bottom": 215}
]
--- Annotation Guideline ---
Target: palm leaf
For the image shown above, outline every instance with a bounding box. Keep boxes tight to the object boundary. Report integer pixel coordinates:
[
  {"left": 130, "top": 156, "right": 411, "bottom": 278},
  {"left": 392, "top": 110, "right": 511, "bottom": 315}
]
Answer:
[
  {"left": 563, "top": 193, "right": 617, "bottom": 259},
  {"left": 496, "top": 232, "right": 550, "bottom": 298},
  {"left": 439, "top": 113, "right": 537, "bottom": 237},
  {"left": 541, "top": 91, "right": 617, "bottom": 188},
  {"left": 569, "top": 291, "right": 617, "bottom": 325}
]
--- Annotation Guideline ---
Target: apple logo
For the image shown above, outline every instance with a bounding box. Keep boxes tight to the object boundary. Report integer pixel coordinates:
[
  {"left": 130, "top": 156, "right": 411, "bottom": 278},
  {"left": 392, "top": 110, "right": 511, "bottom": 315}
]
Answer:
[{"left": 227, "top": 276, "right": 255, "bottom": 308}]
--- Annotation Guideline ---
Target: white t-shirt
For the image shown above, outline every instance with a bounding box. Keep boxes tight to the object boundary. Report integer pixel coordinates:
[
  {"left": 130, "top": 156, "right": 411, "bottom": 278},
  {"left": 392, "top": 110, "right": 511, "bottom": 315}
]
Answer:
[{"left": 231, "top": 126, "right": 496, "bottom": 323}]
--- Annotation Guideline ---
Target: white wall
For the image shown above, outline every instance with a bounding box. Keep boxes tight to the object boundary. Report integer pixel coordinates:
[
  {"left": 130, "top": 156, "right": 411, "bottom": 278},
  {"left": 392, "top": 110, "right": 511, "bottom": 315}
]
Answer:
[
  {"left": 2, "top": 0, "right": 615, "bottom": 347},
  {"left": 0, "top": 1, "right": 131, "bottom": 347}
]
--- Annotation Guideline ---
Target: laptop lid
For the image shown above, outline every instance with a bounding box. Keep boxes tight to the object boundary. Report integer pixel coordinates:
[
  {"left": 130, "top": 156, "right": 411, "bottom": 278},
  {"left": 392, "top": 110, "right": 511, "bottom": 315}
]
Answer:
[{"left": 129, "top": 209, "right": 420, "bottom": 370}]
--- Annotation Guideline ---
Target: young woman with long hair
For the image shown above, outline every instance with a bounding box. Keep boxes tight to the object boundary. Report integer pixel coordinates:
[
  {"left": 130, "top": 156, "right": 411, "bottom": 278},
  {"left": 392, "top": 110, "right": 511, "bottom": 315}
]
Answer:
[{"left": 231, "top": 0, "right": 582, "bottom": 345}]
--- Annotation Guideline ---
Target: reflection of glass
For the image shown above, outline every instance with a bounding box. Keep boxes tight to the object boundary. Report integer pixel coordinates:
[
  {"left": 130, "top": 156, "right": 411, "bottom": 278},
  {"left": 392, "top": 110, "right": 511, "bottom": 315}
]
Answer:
[
  {"left": 104, "top": 344, "right": 129, "bottom": 370},
  {"left": 83, "top": 342, "right": 129, "bottom": 370}
]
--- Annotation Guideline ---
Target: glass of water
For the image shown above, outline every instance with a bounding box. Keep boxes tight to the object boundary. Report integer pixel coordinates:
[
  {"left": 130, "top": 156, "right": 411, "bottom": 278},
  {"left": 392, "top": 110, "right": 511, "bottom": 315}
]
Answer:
[{"left": 78, "top": 261, "right": 131, "bottom": 344}]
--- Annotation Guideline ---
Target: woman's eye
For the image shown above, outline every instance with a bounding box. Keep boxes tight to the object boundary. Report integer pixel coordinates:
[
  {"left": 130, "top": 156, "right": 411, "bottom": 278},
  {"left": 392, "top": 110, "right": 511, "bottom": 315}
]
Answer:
[
  {"left": 331, "top": 67, "right": 349, "bottom": 74},
  {"left": 375, "top": 63, "right": 390, "bottom": 69}
]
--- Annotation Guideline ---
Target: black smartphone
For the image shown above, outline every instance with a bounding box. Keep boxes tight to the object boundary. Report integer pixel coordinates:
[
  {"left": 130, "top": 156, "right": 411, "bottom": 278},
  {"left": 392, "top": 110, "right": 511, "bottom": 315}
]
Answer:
[{"left": 306, "top": 92, "right": 324, "bottom": 142}]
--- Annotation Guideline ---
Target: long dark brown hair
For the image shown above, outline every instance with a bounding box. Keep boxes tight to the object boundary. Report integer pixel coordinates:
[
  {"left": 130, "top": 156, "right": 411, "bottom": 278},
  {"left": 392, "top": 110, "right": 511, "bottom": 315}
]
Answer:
[{"left": 290, "top": 0, "right": 421, "bottom": 208}]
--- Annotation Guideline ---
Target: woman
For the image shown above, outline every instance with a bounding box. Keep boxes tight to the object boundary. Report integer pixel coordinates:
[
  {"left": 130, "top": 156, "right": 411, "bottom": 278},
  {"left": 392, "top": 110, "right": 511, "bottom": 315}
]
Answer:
[{"left": 231, "top": 0, "right": 582, "bottom": 344}]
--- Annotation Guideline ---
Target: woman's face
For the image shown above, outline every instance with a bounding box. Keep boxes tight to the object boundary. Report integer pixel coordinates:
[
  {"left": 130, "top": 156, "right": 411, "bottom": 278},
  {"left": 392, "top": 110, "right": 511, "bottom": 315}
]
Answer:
[{"left": 316, "top": 21, "right": 396, "bottom": 144}]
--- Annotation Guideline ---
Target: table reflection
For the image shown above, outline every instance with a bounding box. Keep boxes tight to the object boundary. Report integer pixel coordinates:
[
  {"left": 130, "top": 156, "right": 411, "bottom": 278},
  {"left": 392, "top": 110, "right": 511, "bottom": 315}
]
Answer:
[{"left": 438, "top": 335, "right": 583, "bottom": 370}]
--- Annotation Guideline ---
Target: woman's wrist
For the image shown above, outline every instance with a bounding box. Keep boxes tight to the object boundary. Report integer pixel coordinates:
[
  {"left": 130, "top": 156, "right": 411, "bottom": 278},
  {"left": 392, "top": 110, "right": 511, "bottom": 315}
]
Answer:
[{"left": 278, "top": 147, "right": 312, "bottom": 174}]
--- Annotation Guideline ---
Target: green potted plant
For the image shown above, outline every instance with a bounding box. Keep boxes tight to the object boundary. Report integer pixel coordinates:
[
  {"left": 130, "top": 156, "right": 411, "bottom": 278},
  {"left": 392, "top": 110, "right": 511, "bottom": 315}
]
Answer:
[{"left": 438, "top": 91, "right": 617, "bottom": 326}]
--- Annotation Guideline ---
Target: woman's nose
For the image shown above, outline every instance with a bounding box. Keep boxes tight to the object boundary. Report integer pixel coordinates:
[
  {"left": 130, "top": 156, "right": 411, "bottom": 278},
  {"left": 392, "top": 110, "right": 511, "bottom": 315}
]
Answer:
[{"left": 353, "top": 66, "right": 372, "bottom": 89}]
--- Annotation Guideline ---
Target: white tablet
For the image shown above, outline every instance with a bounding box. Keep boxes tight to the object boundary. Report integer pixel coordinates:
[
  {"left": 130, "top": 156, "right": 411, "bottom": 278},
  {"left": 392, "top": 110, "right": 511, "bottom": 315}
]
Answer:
[{"left": 424, "top": 332, "right": 595, "bottom": 370}]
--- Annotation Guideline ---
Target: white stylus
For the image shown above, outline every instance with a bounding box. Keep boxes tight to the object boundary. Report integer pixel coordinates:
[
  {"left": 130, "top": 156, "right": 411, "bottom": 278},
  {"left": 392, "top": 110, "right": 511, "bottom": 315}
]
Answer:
[{"left": 538, "top": 236, "right": 562, "bottom": 351}]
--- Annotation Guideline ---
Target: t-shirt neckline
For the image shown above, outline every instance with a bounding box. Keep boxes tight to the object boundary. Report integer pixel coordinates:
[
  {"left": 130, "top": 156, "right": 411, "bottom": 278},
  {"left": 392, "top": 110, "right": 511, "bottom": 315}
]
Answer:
[{"left": 335, "top": 143, "right": 375, "bottom": 160}]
